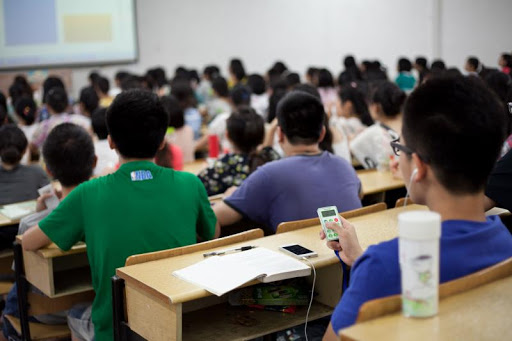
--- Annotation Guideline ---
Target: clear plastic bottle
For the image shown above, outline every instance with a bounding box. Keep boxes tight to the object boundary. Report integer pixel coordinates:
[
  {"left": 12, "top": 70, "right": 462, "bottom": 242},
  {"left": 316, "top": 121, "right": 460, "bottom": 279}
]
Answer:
[{"left": 398, "top": 211, "right": 441, "bottom": 318}]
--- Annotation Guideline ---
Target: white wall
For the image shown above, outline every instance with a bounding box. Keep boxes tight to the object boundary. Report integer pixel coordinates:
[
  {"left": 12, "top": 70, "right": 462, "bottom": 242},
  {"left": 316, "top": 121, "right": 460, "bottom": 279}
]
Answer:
[{"left": 69, "top": 0, "right": 511, "bottom": 97}]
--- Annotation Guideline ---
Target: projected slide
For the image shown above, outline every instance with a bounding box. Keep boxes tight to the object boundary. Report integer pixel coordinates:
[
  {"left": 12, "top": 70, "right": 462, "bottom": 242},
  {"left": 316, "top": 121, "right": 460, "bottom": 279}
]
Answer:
[{"left": 0, "top": 0, "right": 137, "bottom": 69}]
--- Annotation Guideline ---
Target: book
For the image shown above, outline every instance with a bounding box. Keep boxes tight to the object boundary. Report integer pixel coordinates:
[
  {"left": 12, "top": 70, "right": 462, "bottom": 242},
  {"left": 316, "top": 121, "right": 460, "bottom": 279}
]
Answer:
[
  {"left": 0, "top": 201, "right": 37, "bottom": 220},
  {"left": 172, "top": 247, "right": 311, "bottom": 296}
]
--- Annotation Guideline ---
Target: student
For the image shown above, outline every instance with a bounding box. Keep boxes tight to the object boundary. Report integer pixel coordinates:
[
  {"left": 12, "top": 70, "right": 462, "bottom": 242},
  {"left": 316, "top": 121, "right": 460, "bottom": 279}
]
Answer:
[
  {"left": 317, "top": 69, "right": 339, "bottom": 111},
  {"left": 22, "top": 90, "right": 219, "bottom": 341},
  {"left": 247, "top": 74, "right": 269, "bottom": 117},
  {"left": 39, "top": 77, "right": 66, "bottom": 122},
  {"left": 306, "top": 67, "right": 319, "bottom": 86},
  {"left": 78, "top": 86, "right": 99, "bottom": 118},
  {"left": 485, "top": 149, "right": 512, "bottom": 213},
  {"left": 395, "top": 58, "right": 416, "bottom": 91},
  {"left": 91, "top": 108, "right": 118, "bottom": 175},
  {"left": 213, "top": 91, "right": 361, "bottom": 233},
  {"left": 161, "top": 95, "right": 195, "bottom": 163},
  {"left": 0, "top": 124, "right": 49, "bottom": 205},
  {"left": 334, "top": 86, "right": 373, "bottom": 140},
  {"left": 31, "top": 87, "right": 90, "bottom": 151},
  {"left": 171, "top": 80, "right": 202, "bottom": 139},
  {"left": 338, "top": 56, "right": 363, "bottom": 87},
  {"left": 2, "top": 123, "right": 96, "bottom": 340},
  {"left": 228, "top": 58, "right": 246, "bottom": 87},
  {"left": 207, "top": 76, "right": 232, "bottom": 120},
  {"left": 414, "top": 57, "right": 429, "bottom": 84},
  {"left": 499, "top": 53, "right": 512, "bottom": 75},
  {"left": 198, "top": 107, "right": 279, "bottom": 196},
  {"left": 111, "top": 71, "right": 130, "bottom": 97},
  {"left": 95, "top": 76, "right": 114, "bottom": 108},
  {"left": 13, "top": 96, "right": 38, "bottom": 164},
  {"left": 321, "top": 76, "right": 512, "bottom": 340},
  {"left": 350, "top": 82, "right": 406, "bottom": 170},
  {"left": 196, "top": 65, "right": 220, "bottom": 105},
  {"left": 464, "top": 56, "right": 481, "bottom": 77}
]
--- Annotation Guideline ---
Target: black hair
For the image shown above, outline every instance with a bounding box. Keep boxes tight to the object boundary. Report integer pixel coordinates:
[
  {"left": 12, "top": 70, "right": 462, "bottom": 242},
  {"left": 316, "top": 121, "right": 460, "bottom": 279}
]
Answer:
[
  {"left": 174, "top": 66, "right": 189, "bottom": 80},
  {"left": 9, "top": 83, "right": 26, "bottom": 106},
  {"left": 339, "top": 56, "right": 363, "bottom": 85},
  {"left": 445, "top": 68, "right": 463, "bottom": 77},
  {"left": 14, "top": 96, "right": 37, "bottom": 125},
  {"left": 317, "top": 69, "right": 335, "bottom": 88},
  {"left": 286, "top": 73, "right": 301, "bottom": 88},
  {"left": 267, "top": 88, "right": 287, "bottom": 123},
  {"left": 431, "top": 59, "right": 446, "bottom": 71},
  {"left": 415, "top": 57, "right": 428, "bottom": 69},
  {"left": 188, "top": 70, "right": 200, "bottom": 84},
  {"left": 344, "top": 56, "right": 357, "bottom": 69},
  {"left": 293, "top": 83, "right": 321, "bottom": 99},
  {"left": 203, "top": 65, "right": 220, "bottom": 80},
  {"left": 226, "top": 106, "right": 264, "bottom": 154},
  {"left": 403, "top": 76, "right": 507, "bottom": 194},
  {"left": 115, "top": 71, "right": 131, "bottom": 83},
  {"left": 42, "top": 77, "right": 65, "bottom": 104},
  {"left": 230, "top": 84, "right": 251, "bottom": 107},
  {"left": 12, "top": 75, "right": 33, "bottom": 100},
  {"left": 42, "top": 123, "right": 95, "bottom": 186},
  {"left": 91, "top": 107, "right": 109, "bottom": 140},
  {"left": 46, "top": 87, "right": 69, "bottom": 113},
  {"left": 79, "top": 86, "right": 99, "bottom": 115},
  {"left": 88, "top": 71, "right": 101, "bottom": 86},
  {"left": 0, "top": 107, "right": 7, "bottom": 127},
  {"left": 339, "top": 86, "right": 374, "bottom": 126},
  {"left": 484, "top": 71, "right": 512, "bottom": 135},
  {"left": 153, "top": 67, "right": 168, "bottom": 87},
  {"left": 229, "top": 59, "right": 246, "bottom": 82},
  {"left": 96, "top": 77, "right": 110, "bottom": 95},
  {"left": 247, "top": 74, "right": 267, "bottom": 95},
  {"left": 212, "top": 77, "right": 229, "bottom": 98},
  {"left": 160, "top": 95, "right": 184, "bottom": 129},
  {"left": 121, "top": 75, "right": 143, "bottom": 91},
  {"left": 398, "top": 58, "right": 413, "bottom": 72},
  {"left": 307, "top": 67, "right": 319, "bottom": 78},
  {"left": 170, "top": 81, "right": 197, "bottom": 109},
  {"left": 466, "top": 57, "right": 480, "bottom": 71},
  {"left": 0, "top": 124, "right": 27, "bottom": 165},
  {"left": 271, "top": 61, "right": 288, "bottom": 75},
  {"left": 372, "top": 81, "right": 406, "bottom": 118},
  {"left": 0, "top": 92, "right": 7, "bottom": 113},
  {"left": 501, "top": 53, "right": 512, "bottom": 68},
  {"left": 106, "top": 90, "right": 168, "bottom": 158},
  {"left": 277, "top": 91, "right": 325, "bottom": 145}
]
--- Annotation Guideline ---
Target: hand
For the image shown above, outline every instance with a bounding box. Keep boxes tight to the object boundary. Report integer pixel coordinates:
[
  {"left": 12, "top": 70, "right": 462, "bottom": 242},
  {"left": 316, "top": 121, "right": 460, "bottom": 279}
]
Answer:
[
  {"left": 224, "top": 186, "right": 238, "bottom": 198},
  {"left": 390, "top": 156, "right": 403, "bottom": 180},
  {"left": 319, "top": 217, "right": 363, "bottom": 266},
  {"left": 36, "top": 193, "right": 53, "bottom": 212}
]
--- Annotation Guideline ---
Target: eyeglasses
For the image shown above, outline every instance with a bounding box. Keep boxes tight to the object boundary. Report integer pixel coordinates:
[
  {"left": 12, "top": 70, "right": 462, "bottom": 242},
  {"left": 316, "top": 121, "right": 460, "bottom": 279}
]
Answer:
[{"left": 390, "top": 141, "right": 414, "bottom": 157}]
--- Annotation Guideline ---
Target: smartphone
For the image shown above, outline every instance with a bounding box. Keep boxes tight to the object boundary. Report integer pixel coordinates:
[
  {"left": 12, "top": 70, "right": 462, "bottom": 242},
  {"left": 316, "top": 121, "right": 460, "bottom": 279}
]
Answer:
[
  {"left": 317, "top": 206, "right": 341, "bottom": 241},
  {"left": 279, "top": 244, "right": 318, "bottom": 259}
]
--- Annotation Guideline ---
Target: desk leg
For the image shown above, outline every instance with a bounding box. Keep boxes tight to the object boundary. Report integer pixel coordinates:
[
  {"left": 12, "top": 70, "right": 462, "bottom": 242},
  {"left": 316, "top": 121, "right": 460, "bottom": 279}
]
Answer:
[{"left": 126, "top": 284, "right": 182, "bottom": 341}]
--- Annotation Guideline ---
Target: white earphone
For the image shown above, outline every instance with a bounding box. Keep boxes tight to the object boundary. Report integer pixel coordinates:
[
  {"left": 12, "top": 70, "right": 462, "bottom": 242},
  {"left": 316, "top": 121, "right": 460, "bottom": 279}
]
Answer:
[{"left": 404, "top": 168, "right": 418, "bottom": 207}]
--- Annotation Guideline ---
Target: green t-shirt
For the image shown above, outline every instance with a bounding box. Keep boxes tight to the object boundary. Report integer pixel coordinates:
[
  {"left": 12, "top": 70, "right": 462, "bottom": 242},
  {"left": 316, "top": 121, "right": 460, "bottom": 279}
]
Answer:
[{"left": 39, "top": 161, "right": 217, "bottom": 341}]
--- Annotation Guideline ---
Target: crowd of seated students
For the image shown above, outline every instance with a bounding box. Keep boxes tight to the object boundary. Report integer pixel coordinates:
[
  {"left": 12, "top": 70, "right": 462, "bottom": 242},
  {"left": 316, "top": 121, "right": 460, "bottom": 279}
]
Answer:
[{"left": 0, "top": 51, "right": 511, "bottom": 340}]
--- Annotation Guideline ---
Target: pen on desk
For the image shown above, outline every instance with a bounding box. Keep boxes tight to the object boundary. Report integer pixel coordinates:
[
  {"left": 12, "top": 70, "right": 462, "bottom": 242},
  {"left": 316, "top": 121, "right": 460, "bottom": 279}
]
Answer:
[{"left": 203, "top": 245, "right": 257, "bottom": 257}]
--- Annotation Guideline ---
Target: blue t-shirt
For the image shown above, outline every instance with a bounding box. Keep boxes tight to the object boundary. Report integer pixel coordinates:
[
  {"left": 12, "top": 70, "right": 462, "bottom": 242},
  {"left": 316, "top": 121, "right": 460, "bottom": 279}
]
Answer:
[
  {"left": 184, "top": 107, "right": 202, "bottom": 140},
  {"left": 331, "top": 215, "right": 512, "bottom": 333},
  {"left": 224, "top": 152, "right": 362, "bottom": 232}
]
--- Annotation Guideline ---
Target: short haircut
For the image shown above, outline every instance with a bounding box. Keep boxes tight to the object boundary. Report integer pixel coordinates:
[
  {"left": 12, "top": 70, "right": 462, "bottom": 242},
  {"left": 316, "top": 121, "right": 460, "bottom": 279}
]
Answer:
[
  {"left": 431, "top": 59, "right": 446, "bottom": 71},
  {"left": 247, "top": 74, "right": 267, "bottom": 95},
  {"left": 46, "top": 87, "right": 69, "bottom": 113},
  {"left": 170, "top": 80, "right": 196, "bottom": 109},
  {"left": 403, "top": 76, "right": 506, "bottom": 194},
  {"left": 344, "top": 56, "right": 357, "bottom": 68},
  {"left": 160, "top": 95, "right": 184, "bottom": 129},
  {"left": 0, "top": 91, "right": 7, "bottom": 113},
  {"left": 466, "top": 57, "right": 480, "bottom": 70},
  {"left": 14, "top": 96, "right": 37, "bottom": 125},
  {"left": 230, "top": 84, "right": 251, "bottom": 107},
  {"left": 415, "top": 57, "right": 428, "bottom": 69},
  {"left": 277, "top": 91, "right": 325, "bottom": 145},
  {"left": 42, "top": 77, "right": 65, "bottom": 104},
  {"left": 91, "top": 107, "right": 108, "bottom": 140},
  {"left": 212, "top": 77, "right": 229, "bottom": 97},
  {"left": 293, "top": 83, "right": 321, "bottom": 99},
  {"left": 267, "top": 88, "right": 287, "bottom": 123},
  {"left": 229, "top": 59, "right": 246, "bottom": 81},
  {"left": 286, "top": 73, "right": 301, "bottom": 88},
  {"left": 88, "top": 71, "right": 100, "bottom": 86},
  {"left": 43, "top": 123, "right": 95, "bottom": 187},
  {"left": 317, "top": 69, "right": 334, "bottom": 87},
  {"left": 0, "top": 106, "right": 7, "bottom": 127},
  {"left": 372, "top": 81, "right": 406, "bottom": 118},
  {"left": 271, "top": 61, "right": 288, "bottom": 75},
  {"left": 97, "top": 77, "right": 110, "bottom": 94},
  {"left": 115, "top": 71, "right": 131, "bottom": 83},
  {"left": 79, "top": 86, "right": 99, "bottom": 115},
  {"left": 398, "top": 58, "right": 412, "bottom": 72},
  {"left": 0, "top": 124, "right": 27, "bottom": 164},
  {"left": 203, "top": 65, "right": 220, "bottom": 80},
  {"left": 106, "top": 90, "right": 168, "bottom": 158},
  {"left": 226, "top": 106, "right": 264, "bottom": 154}
]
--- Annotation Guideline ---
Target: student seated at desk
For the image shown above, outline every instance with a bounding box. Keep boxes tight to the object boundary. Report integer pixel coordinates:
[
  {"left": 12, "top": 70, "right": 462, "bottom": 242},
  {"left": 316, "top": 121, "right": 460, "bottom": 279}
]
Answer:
[
  {"left": 321, "top": 76, "right": 512, "bottom": 340},
  {"left": 2, "top": 123, "right": 96, "bottom": 340},
  {"left": 214, "top": 91, "right": 362, "bottom": 233},
  {"left": 91, "top": 108, "right": 118, "bottom": 176},
  {"left": 22, "top": 90, "right": 219, "bottom": 341},
  {"left": 198, "top": 107, "right": 279, "bottom": 196}
]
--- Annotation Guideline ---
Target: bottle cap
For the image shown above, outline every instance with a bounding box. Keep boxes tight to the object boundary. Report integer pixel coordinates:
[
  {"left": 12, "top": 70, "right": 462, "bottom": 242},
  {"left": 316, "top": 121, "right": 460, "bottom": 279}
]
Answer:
[{"left": 398, "top": 211, "right": 441, "bottom": 240}]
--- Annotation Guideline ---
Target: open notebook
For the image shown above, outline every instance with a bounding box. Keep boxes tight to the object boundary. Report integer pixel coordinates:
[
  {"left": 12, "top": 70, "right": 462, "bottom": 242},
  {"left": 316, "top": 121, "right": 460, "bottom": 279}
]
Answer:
[
  {"left": 173, "top": 247, "right": 311, "bottom": 296},
  {"left": 0, "top": 201, "right": 37, "bottom": 220}
]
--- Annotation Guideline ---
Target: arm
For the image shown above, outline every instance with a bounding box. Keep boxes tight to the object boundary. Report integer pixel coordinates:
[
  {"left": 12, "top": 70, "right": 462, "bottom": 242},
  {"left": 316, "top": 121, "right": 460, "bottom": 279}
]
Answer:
[
  {"left": 322, "top": 323, "right": 338, "bottom": 341},
  {"left": 320, "top": 217, "right": 363, "bottom": 266},
  {"left": 22, "top": 225, "right": 51, "bottom": 251},
  {"left": 213, "top": 202, "right": 243, "bottom": 227}
]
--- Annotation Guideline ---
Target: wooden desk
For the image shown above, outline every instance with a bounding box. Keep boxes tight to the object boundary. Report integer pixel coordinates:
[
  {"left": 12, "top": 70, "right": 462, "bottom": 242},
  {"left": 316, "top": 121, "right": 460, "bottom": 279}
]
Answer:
[
  {"left": 183, "top": 159, "right": 208, "bottom": 175},
  {"left": 116, "top": 205, "right": 425, "bottom": 341},
  {"left": 357, "top": 170, "right": 405, "bottom": 196},
  {"left": 340, "top": 275, "right": 512, "bottom": 341},
  {"left": 15, "top": 236, "right": 92, "bottom": 298},
  {"left": 0, "top": 201, "right": 37, "bottom": 227}
]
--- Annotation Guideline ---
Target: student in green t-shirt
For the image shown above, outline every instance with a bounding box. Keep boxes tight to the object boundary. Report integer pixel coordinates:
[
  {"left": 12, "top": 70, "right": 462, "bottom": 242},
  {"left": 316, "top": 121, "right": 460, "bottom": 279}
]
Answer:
[{"left": 22, "top": 90, "right": 220, "bottom": 341}]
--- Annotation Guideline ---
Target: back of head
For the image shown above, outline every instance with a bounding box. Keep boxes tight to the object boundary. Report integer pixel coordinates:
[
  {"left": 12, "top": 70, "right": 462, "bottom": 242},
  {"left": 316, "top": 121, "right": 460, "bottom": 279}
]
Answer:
[
  {"left": 91, "top": 107, "right": 109, "bottom": 140},
  {"left": 339, "top": 86, "right": 373, "bottom": 126},
  {"left": 203, "top": 65, "right": 220, "bottom": 80},
  {"left": 267, "top": 88, "right": 287, "bottom": 123},
  {"left": 170, "top": 81, "right": 196, "bottom": 109},
  {"left": 0, "top": 92, "right": 7, "bottom": 113},
  {"left": 285, "top": 73, "right": 301, "bottom": 88},
  {"left": 42, "top": 123, "right": 95, "bottom": 187},
  {"left": 415, "top": 57, "right": 428, "bottom": 70},
  {"left": 212, "top": 77, "right": 229, "bottom": 98},
  {"left": 79, "top": 86, "right": 99, "bottom": 115},
  {"left": 153, "top": 67, "right": 168, "bottom": 87},
  {"left": 501, "top": 53, "right": 512, "bottom": 67},
  {"left": 277, "top": 91, "right": 325, "bottom": 145},
  {"left": 484, "top": 70, "right": 512, "bottom": 103},
  {"left": 398, "top": 58, "right": 412, "bottom": 72},
  {"left": 121, "top": 75, "right": 143, "bottom": 91},
  {"left": 344, "top": 56, "right": 357, "bottom": 69},
  {"left": 14, "top": 96, "right": 37, "bottom": 125},
  {"left": 229, "top": 59, "right": 246, "bottom": 81},
  {"left": 96, "top": 77, "right": 110, "bottom": 95},
  {"left": 230, "top": 84, "right": 251, "bottom": 107},
  {"left": 115, "top": 71, "right": 131, "bottom": 84},
  {"left": 403, "top": 76, "right": 506, "bottom": 194},
  {"left": 466, "top": 56, "right": 480, "bottom": 70},
  {"left": 445, "top": 68, "right": 462, "bottom": 77},
  {"left": 42, "top": 77, "right": 65, "bottom": 104},
  {"left": 317, "top": 69, "right": 334, "bottom": 88},
  {"left": 272, "top": 61, "right": 288, "bottom": 75},
  {"left": 46, "top": 87, "right": 69, "bottom": 113},
  {"left": 106, "top": 90, "right": 168, "bottom": 159},
  {"left": 226, "top": 106, "right": 264, "bottom": 154},
  {"left": 88, "top": 71, "right": 100, "bottom": 87},
  {"left": 293, "top": 83, "right": 321, "bottom": 99},
  {"left": 160, "top": 95, "right": 184, "bottom": 129},
  {"left": 0, "top": 124, "right": 27, "bottom": 165},
  {"left": 431, "top": 59, "right": 446, "bottom": 72},
  {"left": 372, "top": 81, "right": 406, "bottom": 118},
  {"left": 0, "top": 106, "right": 7, "bottom": 127},
  {"left": 247, "top": 74, "right": 267, "bottom": 95}
]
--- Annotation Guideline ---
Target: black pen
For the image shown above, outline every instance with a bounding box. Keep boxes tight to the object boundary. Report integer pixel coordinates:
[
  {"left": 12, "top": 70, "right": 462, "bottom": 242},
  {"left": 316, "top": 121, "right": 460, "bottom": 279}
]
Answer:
[{"left": 203, "top": 245, "right": 257, "bottom": 257}]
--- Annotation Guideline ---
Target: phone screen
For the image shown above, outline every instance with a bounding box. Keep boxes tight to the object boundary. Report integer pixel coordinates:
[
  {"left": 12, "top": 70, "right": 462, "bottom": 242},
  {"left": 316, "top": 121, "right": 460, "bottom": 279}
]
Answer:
[
  {"left": 321, "top": 209, "right": 337, "bottom": 217},
  {"left": 282, "top": 245, "right": 314, "bottom": 255}
]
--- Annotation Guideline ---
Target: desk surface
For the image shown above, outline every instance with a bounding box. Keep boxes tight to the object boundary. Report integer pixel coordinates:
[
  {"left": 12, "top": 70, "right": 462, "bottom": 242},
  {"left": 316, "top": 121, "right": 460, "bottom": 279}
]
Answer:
[
  {"left": 357, "top": 170, "right": 405, "bottom": 196},
  {"left": 183, "top": 159, "right": 208, "bottom": 175},
  {"left": 16, "top": 235, "right": 86, "bottom": 259},
  {"left": 340, "top": 275, "right": 512, "bottom": 341},
  {"left": 0, "top": 200, "right": 37, "bottom": 227},
  {"left": 117, "top": 204, "right": 426, "bottom": 305}
]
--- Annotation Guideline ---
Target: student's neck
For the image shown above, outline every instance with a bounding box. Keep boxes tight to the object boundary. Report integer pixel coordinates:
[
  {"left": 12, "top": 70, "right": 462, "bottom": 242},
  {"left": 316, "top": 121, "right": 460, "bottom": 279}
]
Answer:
[
  {"left": 118, "top": 157, "right": 155, "bottom": 165},
  {"left": 60, "top": 186, "right": 77, "bottom": 199},
  {"left": 284, "top": 144, "right": 322, "bottom": 157},
  {"left": 1, "top": 162, "right": 18, "bottom": 170},
  {"left": 426, "top": 190, "right": 487, "bottom": 223}
]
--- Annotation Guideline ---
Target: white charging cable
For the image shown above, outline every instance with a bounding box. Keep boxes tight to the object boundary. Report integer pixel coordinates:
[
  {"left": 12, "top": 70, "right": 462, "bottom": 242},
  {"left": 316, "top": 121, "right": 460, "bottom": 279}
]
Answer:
[{"left": 301, "top": 257, "right": 317, "bottom": 341}]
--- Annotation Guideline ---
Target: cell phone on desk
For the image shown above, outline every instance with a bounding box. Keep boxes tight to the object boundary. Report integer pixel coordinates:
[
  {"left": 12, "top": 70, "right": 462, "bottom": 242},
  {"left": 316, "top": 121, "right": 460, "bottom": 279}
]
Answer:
[
  {"left": 279, "top": 244, "right": 318, "bottom": 259},
  {"left": 317, "top": 206, "right": 341, "bottom": 241}
]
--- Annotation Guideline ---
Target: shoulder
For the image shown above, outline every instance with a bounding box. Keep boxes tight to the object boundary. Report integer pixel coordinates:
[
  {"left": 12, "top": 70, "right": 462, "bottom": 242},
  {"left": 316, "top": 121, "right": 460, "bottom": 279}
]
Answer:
[
  {"left": 353, "top": 238, "right": 399, "bottom": 277},
  {"left": 25, "top": 164, "right": 47, "bottom": 176}
]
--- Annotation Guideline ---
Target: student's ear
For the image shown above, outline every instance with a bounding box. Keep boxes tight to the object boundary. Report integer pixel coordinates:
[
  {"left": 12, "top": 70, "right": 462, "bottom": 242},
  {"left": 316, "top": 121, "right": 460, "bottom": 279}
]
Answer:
[
  {"left": 107, "top": 135, "right": 116, "bottom": 150},
  {"left": 158, "top": 138, "right": 166, "bottom": 151},
  {"left": 318, "top": 125, "right": 326, "bottom": 143},
  {"left": 92, "top": 155, "right": 98, "bottom": 170},
  {"left": 411, "top": 153, "right": 427, "bottom": 182},
  {"left": 277, "top": 126, "right": 285, "bottom": 144}
]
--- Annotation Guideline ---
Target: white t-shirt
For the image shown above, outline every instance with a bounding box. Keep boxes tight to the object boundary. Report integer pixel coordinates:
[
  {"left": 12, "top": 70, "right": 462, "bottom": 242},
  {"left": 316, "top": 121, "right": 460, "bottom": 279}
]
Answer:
[
  {"left": 93, "top": 139, "right": 118, "bottom": 176},
  {"left": 20, "top": 125, "right": 38, "bottom": 165},
  {"left": 251, "top": 93, "right": 269, "bottom": 118},
  {"left": 350, "top": 124, "right": 394, "bottom": 170}
]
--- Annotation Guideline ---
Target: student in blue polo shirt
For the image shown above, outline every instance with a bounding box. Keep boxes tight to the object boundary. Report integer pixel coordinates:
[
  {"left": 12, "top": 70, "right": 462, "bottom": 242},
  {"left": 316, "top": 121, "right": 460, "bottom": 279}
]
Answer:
[{"left": 321, "top": 76, "right": 512, "bottom": 340}]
